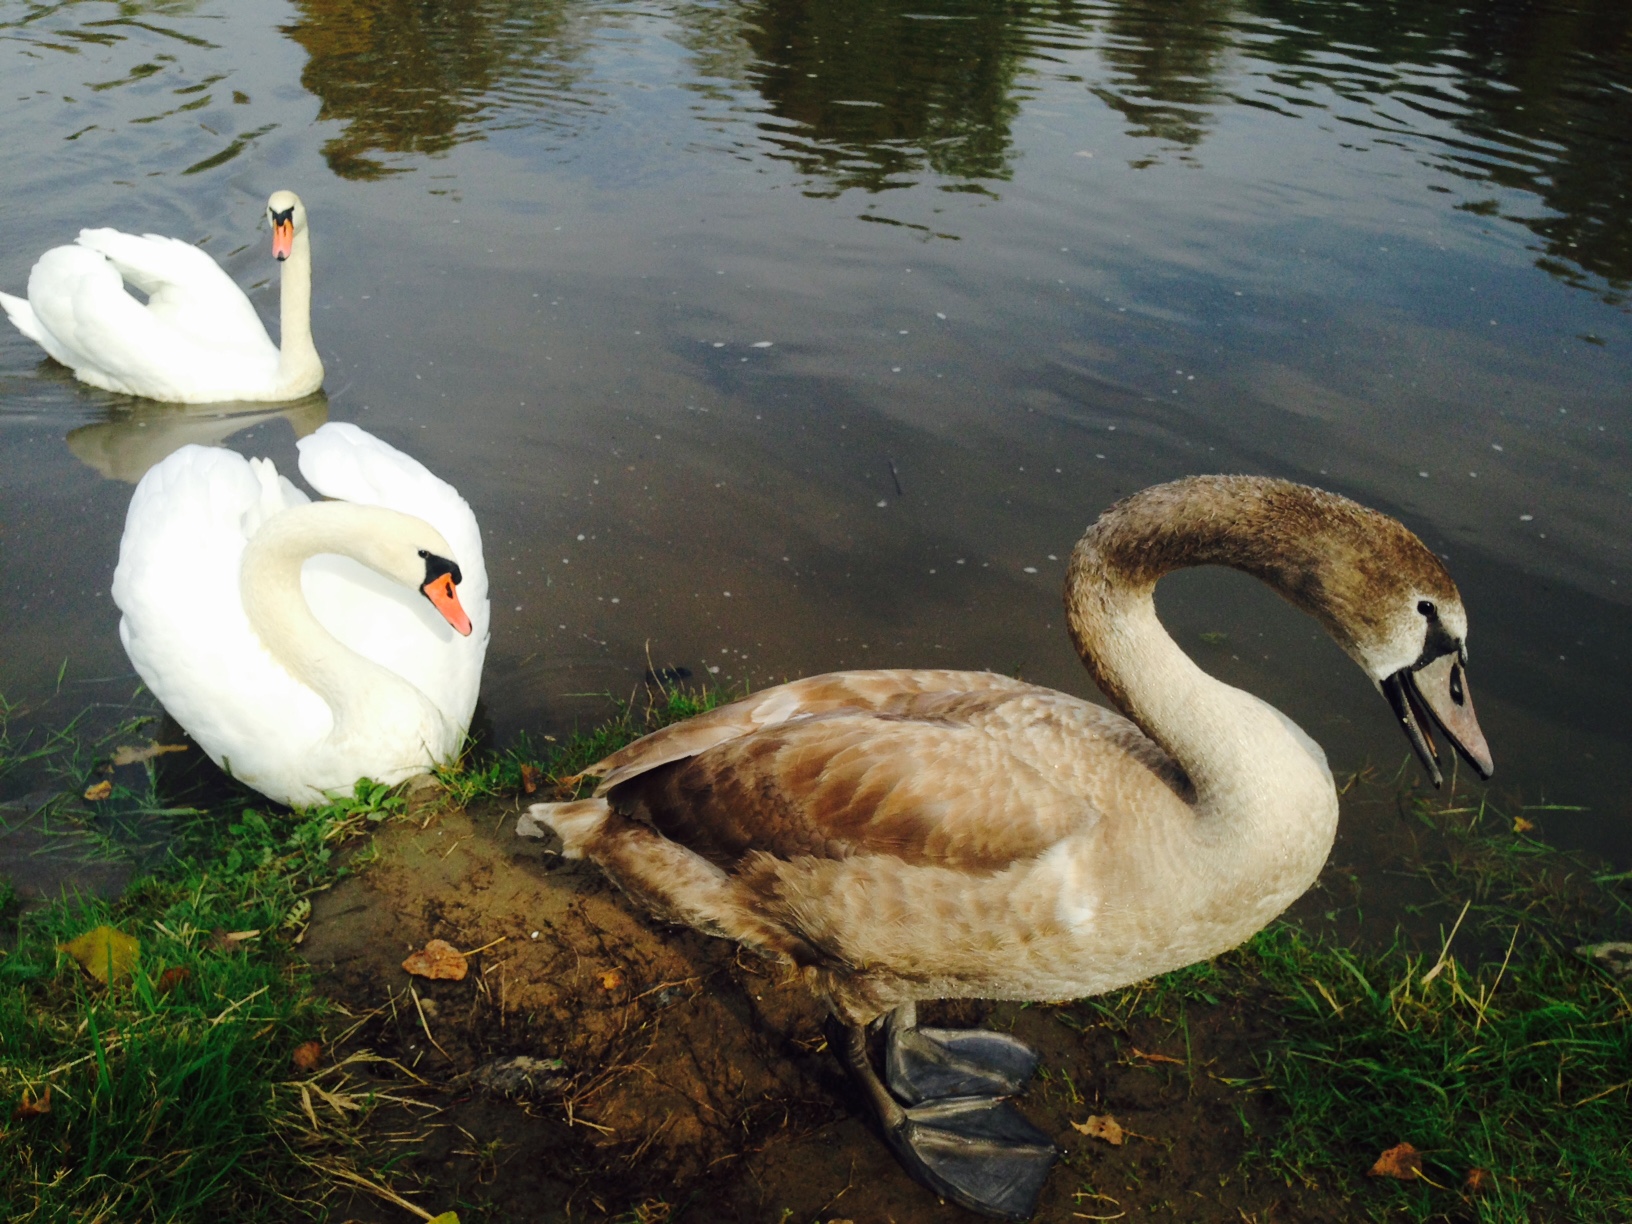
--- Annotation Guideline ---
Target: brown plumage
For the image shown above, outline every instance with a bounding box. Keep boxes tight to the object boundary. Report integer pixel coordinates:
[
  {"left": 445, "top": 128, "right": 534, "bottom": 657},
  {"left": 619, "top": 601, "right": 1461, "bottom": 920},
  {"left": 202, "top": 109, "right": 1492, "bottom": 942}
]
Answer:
[{"left": 522, "top": 476, "right": 1491, "bottom": 1031}]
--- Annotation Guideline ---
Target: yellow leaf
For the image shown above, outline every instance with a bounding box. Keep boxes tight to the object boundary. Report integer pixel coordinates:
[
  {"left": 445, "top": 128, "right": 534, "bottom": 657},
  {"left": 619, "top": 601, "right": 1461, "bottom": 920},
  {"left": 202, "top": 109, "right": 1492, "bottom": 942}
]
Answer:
[
  {"left": 426, "top": 1214, "right": 461, "bottom": 1224},
  {"left": 110, "top": 742, "right": 188, "bottom": 767},
  {"left": 1072, "top": 1114, "right": 1125, "bottom": 1145},
  {"left": 59, "top": 925, "right": 140, "bottom": 986},
  {"left": 1512, "top": 816, "right": 1535, "bottom": 834},
  {"left": 82, "top": 780, "right": 113, "bottom": 801}
]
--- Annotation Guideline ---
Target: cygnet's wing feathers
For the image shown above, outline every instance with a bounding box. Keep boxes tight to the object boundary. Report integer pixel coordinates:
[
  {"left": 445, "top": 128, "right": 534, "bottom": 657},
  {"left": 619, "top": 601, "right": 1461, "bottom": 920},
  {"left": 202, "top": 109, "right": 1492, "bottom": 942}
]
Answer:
[
  {"left": 604, "top": 678, "right": 1154, "bottom": 874},
  {"left": 295, "top": 422, "right": 489, "bottom": 731},
  {"left": 75, "top": 229, "right": 275, "bottom": 358},
  {"left": 589, "top": 670, "right": 1036, "bottom": 791},
  {"left": 113, "top": 445, "right": 327, "bottom": 785}
]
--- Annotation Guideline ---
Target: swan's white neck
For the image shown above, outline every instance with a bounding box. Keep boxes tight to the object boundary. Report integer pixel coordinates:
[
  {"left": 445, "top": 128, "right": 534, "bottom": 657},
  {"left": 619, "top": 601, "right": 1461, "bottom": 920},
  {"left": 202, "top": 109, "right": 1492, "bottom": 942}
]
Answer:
[
  {"left": 1065, "top": 482, "right": 1341, "bottom": 906},
  {"left": 274, "top": 226, "right": 323, "bottom": 399},
  {"left": 240, "top": 502, "right": 440, "bottom": 761}
]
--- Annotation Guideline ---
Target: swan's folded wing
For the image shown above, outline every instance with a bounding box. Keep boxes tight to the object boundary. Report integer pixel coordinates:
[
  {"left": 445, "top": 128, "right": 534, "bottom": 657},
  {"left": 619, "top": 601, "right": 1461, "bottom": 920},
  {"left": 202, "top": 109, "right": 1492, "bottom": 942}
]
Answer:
[
  {"left": 606, "top": 692, "right": 1109, "bottom": 875},
  {"left": 113, "top": 445, "right": 329, "bottom": 785},
  {"left": 589, "top": 669, "right": 1038, "bottom": 791},
  {"left": 26, "top": 245, "right": 268, "bottom": 399},
  {"left": 76, "top": 229, "right": 274, "bottom": 359},
  {"left": 295, "top": 422, "right": 489, "bottom": 730}
]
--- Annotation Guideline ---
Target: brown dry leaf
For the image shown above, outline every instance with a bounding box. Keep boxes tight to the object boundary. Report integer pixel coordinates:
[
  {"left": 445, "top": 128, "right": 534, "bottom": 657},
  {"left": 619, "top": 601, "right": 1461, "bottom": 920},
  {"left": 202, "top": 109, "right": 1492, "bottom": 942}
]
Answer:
[
  {"left": 59, "top": 925, "right": 139, "bottom": 986},
  {"left": 1464, "top": 1167, "right": 1493, "bottom": 1193},
  {"left": 1369, "top": 1142, "right": 1423, "bottom": 1180},
  {"left": 156, "top": 966, "right": 191, "bottom": 994},
  {"left": 1071, "top": 1114, "right": 1125, "bottom": 1145},
  {"left": 519, "top": 763, "right": 542, "bottom": 795},
  {"left": 1129, "top": 1047, "right": 1185, "bottom": 1066},
  {"left": 208, "top": 928, "right": 262, "bottom": 951},
  {"left": 110, "top": 742, "right": 188, "bottom": 767},
  {"left": 82, "top": 779, "right": 113, "bottom": 802},
  {"left": 292, "top": 1041, "right": 323, "bottom": 1073},
  {"left": 1512, "top": 815, "right": 1536, "bottom": 834},
  {"left": 402, "top": 939, "right": 468, "bottom": 981},
  {"left": 601, "top": 968, "right": 625, "bottom": 991},
  {"left": 13, "top": 1087, "right": 52, "bottom": 1120}
]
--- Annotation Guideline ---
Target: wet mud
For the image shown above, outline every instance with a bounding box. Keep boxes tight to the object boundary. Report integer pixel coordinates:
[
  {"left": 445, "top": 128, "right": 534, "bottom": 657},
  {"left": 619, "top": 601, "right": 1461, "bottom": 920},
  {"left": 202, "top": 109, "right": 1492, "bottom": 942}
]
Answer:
[{"left": 302, "top": 792, "right": 1356, "bottom": 1223}]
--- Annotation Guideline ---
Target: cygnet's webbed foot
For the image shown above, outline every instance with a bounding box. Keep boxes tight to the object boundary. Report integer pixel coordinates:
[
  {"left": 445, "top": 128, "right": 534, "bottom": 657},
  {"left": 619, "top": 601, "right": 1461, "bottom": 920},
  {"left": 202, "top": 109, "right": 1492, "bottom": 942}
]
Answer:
[
  {"left": 885, "top": 1009, "right": 1041, "bottom": 1104},
  {"left": 827, "top": 1012, "right": 1057, "bottom": 1220}
]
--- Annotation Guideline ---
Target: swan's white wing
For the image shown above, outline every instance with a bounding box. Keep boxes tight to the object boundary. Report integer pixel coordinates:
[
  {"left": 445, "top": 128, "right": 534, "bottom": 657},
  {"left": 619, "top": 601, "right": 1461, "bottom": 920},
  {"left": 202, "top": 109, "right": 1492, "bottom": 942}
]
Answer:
[
  {"left": 76, "top": 229, "right": 275, "bottom": 359},
  {"left": 295, "top": 422, "right": 490, "bottom": 741},
  {"left": 22, "top": 243, "right": 277, "bottom": 401},
  {"left": 113, "top": 444, "right": 329, "bottom": 795}
]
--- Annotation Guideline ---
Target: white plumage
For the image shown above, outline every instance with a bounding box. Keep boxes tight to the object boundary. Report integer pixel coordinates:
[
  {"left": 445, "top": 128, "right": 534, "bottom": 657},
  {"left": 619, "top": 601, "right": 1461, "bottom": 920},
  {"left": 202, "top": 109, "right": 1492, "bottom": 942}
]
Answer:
[
  {"left": 1, "top": 190, "right": 323, "bottom": 403},
  {"left": 113, "top": 422, "right": 489, "bottom": 806}
]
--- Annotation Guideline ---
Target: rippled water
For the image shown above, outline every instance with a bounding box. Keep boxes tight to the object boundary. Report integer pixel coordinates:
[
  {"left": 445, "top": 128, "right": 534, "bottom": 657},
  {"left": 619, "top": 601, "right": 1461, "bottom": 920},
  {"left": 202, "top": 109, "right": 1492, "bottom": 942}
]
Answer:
[{"left": 2, "top": 0, "right": 1629, "bottom": 884}]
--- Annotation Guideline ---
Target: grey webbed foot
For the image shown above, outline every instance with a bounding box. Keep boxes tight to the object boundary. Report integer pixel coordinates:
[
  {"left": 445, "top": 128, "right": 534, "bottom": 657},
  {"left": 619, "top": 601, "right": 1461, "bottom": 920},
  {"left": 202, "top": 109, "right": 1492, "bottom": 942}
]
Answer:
[
  {"left": 886, "top": 1018, "right": 1041, "bottom": 1104},
  {"left": 889, "top": 1094, "right": 1057, "bottom": 1220},
  {"left": 828, "top": 1013, "right": 1057, "bottom": 1220}
]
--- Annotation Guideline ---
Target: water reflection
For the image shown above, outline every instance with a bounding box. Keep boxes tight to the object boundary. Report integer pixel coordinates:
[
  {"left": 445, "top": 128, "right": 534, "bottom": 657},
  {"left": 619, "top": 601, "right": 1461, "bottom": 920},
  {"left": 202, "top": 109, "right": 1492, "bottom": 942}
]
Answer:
[
  {"left": 283, "top": 0, "right": 595, "bottom": 179},
  {"left": 731, "top": 0, "right": 1025, "bottom": 193},
  {"left": 273, "top": 0, "right": 1632, "bottom": 294},
  {"left": 64, "top": 392, "right": 329, "bottom": 484}
]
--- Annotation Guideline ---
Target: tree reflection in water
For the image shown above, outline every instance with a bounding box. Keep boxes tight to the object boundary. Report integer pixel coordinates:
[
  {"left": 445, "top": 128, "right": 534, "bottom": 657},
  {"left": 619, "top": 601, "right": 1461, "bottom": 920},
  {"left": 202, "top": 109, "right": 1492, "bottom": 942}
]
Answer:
[{"left": 281, "top": 0, "right": 1631, "bottom": 299}]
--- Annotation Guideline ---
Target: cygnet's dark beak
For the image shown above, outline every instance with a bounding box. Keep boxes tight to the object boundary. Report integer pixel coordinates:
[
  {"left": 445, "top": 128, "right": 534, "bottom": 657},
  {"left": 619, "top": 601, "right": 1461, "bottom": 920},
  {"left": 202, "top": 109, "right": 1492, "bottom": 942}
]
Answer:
[{"left": 1381, "top": 650, "right": 1494, "bottom": 787}]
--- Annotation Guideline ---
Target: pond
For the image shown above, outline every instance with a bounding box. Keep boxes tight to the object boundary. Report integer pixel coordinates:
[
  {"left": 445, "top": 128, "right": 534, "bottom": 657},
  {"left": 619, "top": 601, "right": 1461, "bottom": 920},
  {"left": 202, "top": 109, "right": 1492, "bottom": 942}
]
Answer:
[{"left": 2, "top": 0, "right": 1629, "bottom": 890}]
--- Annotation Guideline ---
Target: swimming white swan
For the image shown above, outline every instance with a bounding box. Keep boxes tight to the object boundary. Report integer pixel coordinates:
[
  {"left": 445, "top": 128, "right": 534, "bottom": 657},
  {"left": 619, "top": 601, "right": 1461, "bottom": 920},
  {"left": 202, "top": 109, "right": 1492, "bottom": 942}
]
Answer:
[
  {"left": 114, "top": 422, "right": 488, "bottom": 807},
  {"left": 1, "top": 190, "right": 323, "bottom": 403},
  {"left": 520, "top": 475, "right": 1494, "bottom": 1219}
]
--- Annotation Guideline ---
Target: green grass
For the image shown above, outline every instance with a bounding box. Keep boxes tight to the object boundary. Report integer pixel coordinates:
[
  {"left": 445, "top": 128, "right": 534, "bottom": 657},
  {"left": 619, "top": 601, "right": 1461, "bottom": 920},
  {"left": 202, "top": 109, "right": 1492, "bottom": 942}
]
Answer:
[
  {"left": 1245, "top": 795, "right": 1632, "bottom": 1221},
  {"left": 1, "top": 682, "right": 724, "bottom": 1222},
  {"left": 1071, "top": 789, "right": 1632, "bottom": 1222},
  {"left": 5, "top": 688, "right": 1627, "bottom": 1221}
]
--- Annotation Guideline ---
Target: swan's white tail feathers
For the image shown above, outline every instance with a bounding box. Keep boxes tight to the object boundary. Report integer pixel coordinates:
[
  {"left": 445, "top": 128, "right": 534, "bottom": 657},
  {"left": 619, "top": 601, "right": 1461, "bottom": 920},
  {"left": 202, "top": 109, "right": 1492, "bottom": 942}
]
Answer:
[
  {"left": 1, "top": 290, "right": 47, "bottom": 346},
  {"left": 519, "top": 799, "right": 610, "bottom": 858}
]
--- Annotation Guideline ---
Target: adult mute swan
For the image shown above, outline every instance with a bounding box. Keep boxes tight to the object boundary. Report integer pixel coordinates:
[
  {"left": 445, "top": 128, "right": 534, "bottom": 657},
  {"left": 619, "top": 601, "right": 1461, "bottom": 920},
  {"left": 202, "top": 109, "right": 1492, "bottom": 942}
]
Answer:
[
  {"left": 1, "top": 190, "right": 322, "bottom": 403},
  {"left": 114, "top": 422, "right": 488, "bottom": 808},
  {"left": 520, "top": 475, "right": 1494, "bottom": 1219}
]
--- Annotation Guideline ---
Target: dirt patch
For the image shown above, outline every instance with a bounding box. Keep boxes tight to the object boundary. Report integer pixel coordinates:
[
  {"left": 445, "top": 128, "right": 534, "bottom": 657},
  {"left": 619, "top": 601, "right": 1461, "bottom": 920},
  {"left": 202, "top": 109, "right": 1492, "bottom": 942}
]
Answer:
[{"left": 302, "top": 794, "right": 1355, "bottom": 1223}]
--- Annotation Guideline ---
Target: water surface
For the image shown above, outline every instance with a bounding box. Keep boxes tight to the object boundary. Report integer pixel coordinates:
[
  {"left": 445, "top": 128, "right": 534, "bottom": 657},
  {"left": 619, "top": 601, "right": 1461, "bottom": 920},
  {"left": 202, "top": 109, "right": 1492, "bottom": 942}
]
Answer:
[{"left": 3, "top": 0, "right": 1629, "bottom": 884}]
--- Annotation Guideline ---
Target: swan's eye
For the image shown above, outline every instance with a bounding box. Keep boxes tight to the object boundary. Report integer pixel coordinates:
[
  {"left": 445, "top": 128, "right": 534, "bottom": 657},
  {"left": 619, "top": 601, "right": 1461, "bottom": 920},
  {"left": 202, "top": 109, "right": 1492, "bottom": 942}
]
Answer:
[{"left": 1417, "top": 599, "right": 1437, "bottom": 619}]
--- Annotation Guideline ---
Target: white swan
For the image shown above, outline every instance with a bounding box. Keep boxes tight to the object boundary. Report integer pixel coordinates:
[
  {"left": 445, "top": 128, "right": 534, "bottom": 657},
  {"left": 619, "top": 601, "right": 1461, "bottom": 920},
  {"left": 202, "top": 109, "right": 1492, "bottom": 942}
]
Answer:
[
  {"left": 2, "top": 190, "right": 323, "bottom": 403},
  {"left": 113, "top": 422, "right": 489, "bottom": 807},
  {"left": 520, "top": 476, "right": 1494, "bottom": 1218}
]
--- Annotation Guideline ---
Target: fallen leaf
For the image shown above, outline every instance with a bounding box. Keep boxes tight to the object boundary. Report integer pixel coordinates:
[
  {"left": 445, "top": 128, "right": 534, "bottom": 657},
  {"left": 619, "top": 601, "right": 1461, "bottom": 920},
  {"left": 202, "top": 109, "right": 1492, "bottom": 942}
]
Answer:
[
  {"left": 59, "top": 925, "right": 139, "bottom": 985},
  {"left": 1129, "top": 1047, "right": 1184, "bottom": 1065},
  {"left": 110, "top": 742, "right": 188, "bottom": 767},
  {"left": 402, "top": 939, "right": 468, "bottom": 981},
  {"left": 601, "top": 968, "right": 624, "bottom": 990},
  {"left": 1465, "top": 1167, "right": 1493, "bottom": 1193},
  {"left": 1369, "top": 1142, "right": 1423, "bottom": 1180},
  {"left": 82, "top": 779, "right": 113, "bottom": 802},
  {"left": 427, "top": 1213, "right": 461, "bottom": 1224},
  {"left": 292, "top": 1041, "right": 323, "bottom": 1073},
  {"left": 1072, "top": 1114, "right": 1125, "bottom": 1145},
  {"left": 519, "top": 763, "right": 542, "bottom": 795},
  {"left": 1512, "top": 816, "right": 1535, "bottom": 833},
  {"left": 209, "top": 928, "right": 262, "bottom": 951},
  {"left": 13, "top": 1087, "right": 51, "bottom": 1119},
  {"left": 156, "top": 966, "right": 191, "bottom": 994}
]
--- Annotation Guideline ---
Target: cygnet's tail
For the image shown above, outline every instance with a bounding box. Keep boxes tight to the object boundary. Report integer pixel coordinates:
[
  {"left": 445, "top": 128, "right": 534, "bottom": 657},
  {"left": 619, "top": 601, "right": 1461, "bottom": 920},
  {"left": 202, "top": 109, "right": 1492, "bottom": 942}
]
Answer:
[{"left": 518, "top": 799, "right": 611, "bottom": 857}]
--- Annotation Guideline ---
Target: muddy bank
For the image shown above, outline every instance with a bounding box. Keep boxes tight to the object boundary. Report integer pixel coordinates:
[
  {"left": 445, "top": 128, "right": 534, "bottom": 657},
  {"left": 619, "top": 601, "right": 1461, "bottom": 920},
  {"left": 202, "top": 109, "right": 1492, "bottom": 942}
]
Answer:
[{"left": 301, "top": 790, "right": 1362, "bottom": 1223}]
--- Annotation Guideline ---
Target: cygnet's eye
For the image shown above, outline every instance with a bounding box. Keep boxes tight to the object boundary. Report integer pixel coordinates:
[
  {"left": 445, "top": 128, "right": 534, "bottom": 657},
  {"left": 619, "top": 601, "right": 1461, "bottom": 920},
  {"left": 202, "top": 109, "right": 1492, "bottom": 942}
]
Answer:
[{"left": 1417, "top": 599, "right": 1437, "bottom": 619}]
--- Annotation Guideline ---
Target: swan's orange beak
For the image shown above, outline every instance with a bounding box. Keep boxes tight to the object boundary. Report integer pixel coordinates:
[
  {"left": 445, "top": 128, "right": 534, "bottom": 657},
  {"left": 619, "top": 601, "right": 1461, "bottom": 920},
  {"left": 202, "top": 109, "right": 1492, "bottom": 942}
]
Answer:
[
  {"left": 271, "top": 216, "right": 294, "bottom": 262},
  {"left": 422, "top": 572, "right": 473, "bottom": 637}
]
